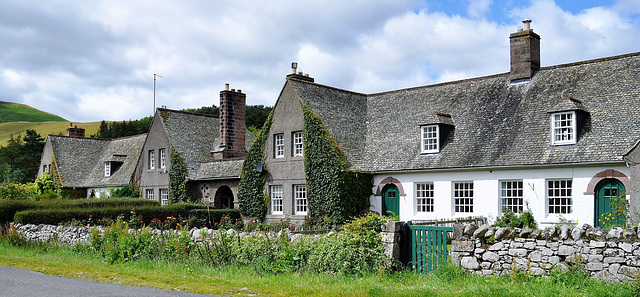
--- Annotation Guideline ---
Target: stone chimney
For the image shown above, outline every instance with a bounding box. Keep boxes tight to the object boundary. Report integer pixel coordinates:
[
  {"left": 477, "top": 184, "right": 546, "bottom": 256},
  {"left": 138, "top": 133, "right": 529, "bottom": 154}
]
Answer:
[
  {"left": 215, "top": 84, "right": 246, "bottom": 159},
  {"left": 66, "top": 123, "right": 85, "bottom": 138},
  {"left": 286, "top": 62, "right": 314, "bottom": 82},
  {"left": 509, "top": 19, "right": 540, "bottom": 81}
]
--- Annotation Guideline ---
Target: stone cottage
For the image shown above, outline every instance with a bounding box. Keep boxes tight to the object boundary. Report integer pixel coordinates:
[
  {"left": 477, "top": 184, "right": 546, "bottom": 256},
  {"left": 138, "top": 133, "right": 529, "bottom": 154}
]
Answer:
[
  {"left": 132, "top": 85, "right": 256, "bottom": 206},
  {"left": 249, "top": 20, "right": 640, "bottom": 227},
  {"left": 38, "top": 124, "right": 146, "bottom": 198}
]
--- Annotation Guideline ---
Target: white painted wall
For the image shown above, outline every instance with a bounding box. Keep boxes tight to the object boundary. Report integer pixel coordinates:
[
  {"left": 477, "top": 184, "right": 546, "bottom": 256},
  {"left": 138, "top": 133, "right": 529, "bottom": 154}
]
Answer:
[{"left": 370, "top": 165, "right": 630, "bottom": 227}]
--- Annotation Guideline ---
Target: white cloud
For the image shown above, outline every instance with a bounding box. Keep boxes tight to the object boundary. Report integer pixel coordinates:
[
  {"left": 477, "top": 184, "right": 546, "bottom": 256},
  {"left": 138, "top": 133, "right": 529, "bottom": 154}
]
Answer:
[
  {"left": 0, "top": 0, "right": 638, "bottom": 123},
  {"left": 467, "top": 0, "right": 493, "bottom": 19}
]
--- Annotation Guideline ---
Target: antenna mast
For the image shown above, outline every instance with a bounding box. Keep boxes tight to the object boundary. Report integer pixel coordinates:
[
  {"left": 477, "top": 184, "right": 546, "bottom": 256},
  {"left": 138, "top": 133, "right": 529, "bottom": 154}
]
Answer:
[{"left": 153, "top": 73, "right": 163, "bottom": 114}]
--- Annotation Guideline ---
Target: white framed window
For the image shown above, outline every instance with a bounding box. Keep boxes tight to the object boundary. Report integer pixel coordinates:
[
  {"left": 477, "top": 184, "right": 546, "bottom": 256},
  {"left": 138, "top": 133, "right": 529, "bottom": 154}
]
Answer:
[
  {"left": 551, "top": 111, "right": 576, "bottom": 145},
  {"left": 159, "top": 148, "right": 166, "bottom": 169},
  {"left": 274, "top": 134, "right": 284, "bottom": 158},
  {"left": 416, "top": 182, "right": 434, "bottom": 213},
  {"left": 294, "top": 185, "right": 307, "bottom": 215},
  {"left": 454, "top": 182, "right": 473, "bottom": 213},
  {"left": 421, "top": 125, "right": 439, "bottom": 153},
  {"left": 548, "top": 179, "right": 572, "bottom": 214},
  {"left": 270, "top": 186, "right": 283, "bottom": 214},
  {"left": 500, "top": 180, "right": 523, "bottom": 213},
  {"left": 148, "top": 150, "right": 155, "bottom": 169},
  {"left": 292, "top": 131, "right": 303, "bottom": 157},
  {"left": 145, "top": 189, "right": 154, "bottom": 201},
  {"left": 104, "top": 162, "right": 111, "bottom": 177},
  {"left": 160, "top": 189, "right": 169, "bottom": 206}
]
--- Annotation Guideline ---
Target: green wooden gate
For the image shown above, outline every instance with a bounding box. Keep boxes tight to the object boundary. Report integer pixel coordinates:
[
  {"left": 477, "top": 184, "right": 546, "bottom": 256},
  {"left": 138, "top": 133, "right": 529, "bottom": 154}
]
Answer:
[{"left": 407, "top": 222, "right": 453, "bottom": 274}]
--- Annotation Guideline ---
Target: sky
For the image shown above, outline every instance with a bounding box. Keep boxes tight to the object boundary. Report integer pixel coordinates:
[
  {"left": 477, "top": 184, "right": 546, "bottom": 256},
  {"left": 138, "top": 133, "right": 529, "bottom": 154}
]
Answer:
[{"left": 1, "top": 0, "right": 639, "bottom": 122}]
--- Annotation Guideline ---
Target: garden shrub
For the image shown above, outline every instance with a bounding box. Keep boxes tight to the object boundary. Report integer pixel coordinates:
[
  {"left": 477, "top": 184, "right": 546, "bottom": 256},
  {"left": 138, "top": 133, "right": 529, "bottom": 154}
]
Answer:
[
  {"left": 495, "top": 209, "right": 537, "bottom": 229},
  {"left": 0, "top": 182, "right": 35, "bottom": 200}
]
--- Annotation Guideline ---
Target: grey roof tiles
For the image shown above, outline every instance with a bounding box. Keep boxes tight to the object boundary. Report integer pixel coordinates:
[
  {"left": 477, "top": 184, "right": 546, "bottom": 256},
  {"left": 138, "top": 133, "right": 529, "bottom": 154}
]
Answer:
[{"left": 286, "top": 52, "right": 640, "bottom": 173}]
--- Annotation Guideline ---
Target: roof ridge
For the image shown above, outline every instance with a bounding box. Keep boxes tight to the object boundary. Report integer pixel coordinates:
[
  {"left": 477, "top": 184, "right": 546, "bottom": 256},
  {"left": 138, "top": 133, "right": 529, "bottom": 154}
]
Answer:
[
  {"left": 288, "top": 77, "right": 367, "bottom": 96},
  {"left": 157, "top": 107, "right": 220, "bottom": 119},
  {"left": 540, "top": 51, "right": 640, "bottom": 71}
]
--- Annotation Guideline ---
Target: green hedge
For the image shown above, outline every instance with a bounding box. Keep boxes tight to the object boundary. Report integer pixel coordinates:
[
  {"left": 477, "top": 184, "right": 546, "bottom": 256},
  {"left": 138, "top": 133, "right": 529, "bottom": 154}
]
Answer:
[
  {"left": 0, "top": 198, "right": 158, "bottom": 224},
  {"left": 13, "top": 204, "right": 241, "bottom": 226}
]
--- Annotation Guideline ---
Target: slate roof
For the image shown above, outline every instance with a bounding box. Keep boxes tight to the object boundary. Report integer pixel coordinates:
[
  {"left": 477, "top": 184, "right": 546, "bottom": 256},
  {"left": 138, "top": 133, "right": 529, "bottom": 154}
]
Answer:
[
  {"left": 157, "top": 108, "right": 256, "bottom": 180},
  {"left": 287, "top": 52, "right": 640, "bottom": 173},
  {"left": 49, "top": 134, "right": 146, "bottom": 188}
]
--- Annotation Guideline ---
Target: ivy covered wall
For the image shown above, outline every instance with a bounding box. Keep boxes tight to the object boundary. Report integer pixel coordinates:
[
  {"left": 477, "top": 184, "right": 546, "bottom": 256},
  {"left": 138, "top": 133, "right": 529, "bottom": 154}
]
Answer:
[
  {"left": 302, "top": 105, "right": 372, "bottom": 224},
  {"left": 237, "top": 102, "right": 372, "bottom": 224},
  {"left": 169, "top": 146, "right": 189, "bottom": 203},
  {"left": 238, "top": 112, "right": 273, "bottom": 218}
]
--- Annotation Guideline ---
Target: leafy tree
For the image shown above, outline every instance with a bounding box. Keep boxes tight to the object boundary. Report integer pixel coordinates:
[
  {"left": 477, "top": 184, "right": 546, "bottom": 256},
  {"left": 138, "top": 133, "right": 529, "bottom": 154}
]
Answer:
[
  {"left": 92, "top": 117, "right": 152, "bottom": 139},
  {"left": 0, "top": 130, "right": 45, "bottom": 183}
]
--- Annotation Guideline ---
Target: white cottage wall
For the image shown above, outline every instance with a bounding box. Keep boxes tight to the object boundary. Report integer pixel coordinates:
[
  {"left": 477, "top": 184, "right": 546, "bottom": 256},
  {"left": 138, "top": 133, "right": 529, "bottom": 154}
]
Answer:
[{"left": 371, "top": 165, "right": 630, "bottom": 227}]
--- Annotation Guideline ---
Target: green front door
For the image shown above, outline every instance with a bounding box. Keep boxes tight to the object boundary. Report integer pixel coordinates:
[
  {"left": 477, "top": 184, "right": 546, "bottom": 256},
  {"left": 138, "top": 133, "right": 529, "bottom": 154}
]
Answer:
[
  {"left": 383, "top": 184, "right": 400, "bottom": 218},
  {"left": 595, "top": 179, "right": 626, "bottom": 228}
]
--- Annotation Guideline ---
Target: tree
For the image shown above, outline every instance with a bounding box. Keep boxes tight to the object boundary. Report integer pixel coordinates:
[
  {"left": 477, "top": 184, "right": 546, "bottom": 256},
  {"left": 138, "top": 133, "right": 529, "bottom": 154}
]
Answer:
[{"left": 0, "top": 130, "right": 45, "bottom": 183}]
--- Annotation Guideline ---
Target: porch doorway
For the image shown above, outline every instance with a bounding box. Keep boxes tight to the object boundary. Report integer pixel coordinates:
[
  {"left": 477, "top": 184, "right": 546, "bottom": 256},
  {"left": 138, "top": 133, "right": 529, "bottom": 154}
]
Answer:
[
  {"left": 214, "top": 186, "right": 234, "bottom": 209},
  {"left": 595, "top": 179, "right": 625, "bottom": 228},
  {"left": 383, "top": 184, "right": 400, "bottom": 218}
]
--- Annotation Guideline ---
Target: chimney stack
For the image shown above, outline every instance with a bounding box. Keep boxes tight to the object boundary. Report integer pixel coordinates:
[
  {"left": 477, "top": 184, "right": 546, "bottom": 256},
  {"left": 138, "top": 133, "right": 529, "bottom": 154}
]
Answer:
[
  {"left": 509, "top": 19, "right": 540, "bottom": 81},
  {"left": 215, "top": 84, "right": 246, "bottom": 159},
  {"left": 66, "top": 123, "right": 85, "bottom": 138},
  {"left": 286, "top": 62, "right": 315, "bottom": 82}
]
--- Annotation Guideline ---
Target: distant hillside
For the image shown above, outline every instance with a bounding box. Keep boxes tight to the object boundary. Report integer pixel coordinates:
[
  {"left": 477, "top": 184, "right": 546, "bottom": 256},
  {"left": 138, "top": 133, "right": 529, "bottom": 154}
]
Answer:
[
  {"left": 0, "top": 101, "right": 67, "bottom": 123},
  {"left": 0, "top": 121, "right": 102, "bottom": 146}
]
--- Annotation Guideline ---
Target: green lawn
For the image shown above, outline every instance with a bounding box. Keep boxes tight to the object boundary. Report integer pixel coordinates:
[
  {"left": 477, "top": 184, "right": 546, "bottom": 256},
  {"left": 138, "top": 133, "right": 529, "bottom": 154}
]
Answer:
[{"left": 0, "top": 240, "right": 635, "bottom": 297}]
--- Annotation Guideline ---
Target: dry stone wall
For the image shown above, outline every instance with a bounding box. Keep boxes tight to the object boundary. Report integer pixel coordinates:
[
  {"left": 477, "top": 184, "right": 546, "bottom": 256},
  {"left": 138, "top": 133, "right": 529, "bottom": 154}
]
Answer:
[{"left": 452, "top": 223, "right": 640, "bottom": 282}]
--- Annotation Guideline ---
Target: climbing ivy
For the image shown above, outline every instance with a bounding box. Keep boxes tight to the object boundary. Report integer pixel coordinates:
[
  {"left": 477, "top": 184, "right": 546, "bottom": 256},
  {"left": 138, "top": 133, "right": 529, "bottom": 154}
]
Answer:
[
  {"left": 238, "top": 112, "right": 273, "bottom": 219},
  {"left": 169, "top": 146, "right": 189, "bottom": 203},
  {"left": 50, "top": 156, "right": 64, "bottom": 197},
  {"left": 302, "top": 105, "right": 372, "bottom": 225}
]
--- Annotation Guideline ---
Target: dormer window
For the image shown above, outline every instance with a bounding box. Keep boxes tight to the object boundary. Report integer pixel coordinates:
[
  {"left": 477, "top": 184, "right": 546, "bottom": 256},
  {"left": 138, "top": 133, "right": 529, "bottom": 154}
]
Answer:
[
  {"left": 551, "top": 111, "right": 576, "bottom": 145},
  {"left": 421, "top": 125, "right": 439, "bottom": 153},
  {"left": 419, "top": 112, "right": 454, "bottom": 154},
  {"left": 105, "top": 162, "right": 111, "bottom": 177}
]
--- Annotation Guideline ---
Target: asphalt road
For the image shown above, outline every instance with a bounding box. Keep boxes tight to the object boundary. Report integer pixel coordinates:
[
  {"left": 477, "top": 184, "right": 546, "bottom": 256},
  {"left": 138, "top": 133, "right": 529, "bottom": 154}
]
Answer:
[{"left": 0, "top": 266, "right": 220, "bottom": 297}]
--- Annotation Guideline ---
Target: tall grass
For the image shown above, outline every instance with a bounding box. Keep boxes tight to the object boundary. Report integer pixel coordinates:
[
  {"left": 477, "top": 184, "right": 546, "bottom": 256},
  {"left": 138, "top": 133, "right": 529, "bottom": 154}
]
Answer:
[{"left": 0, "top": 220, "right": 637, "bottom": 297}]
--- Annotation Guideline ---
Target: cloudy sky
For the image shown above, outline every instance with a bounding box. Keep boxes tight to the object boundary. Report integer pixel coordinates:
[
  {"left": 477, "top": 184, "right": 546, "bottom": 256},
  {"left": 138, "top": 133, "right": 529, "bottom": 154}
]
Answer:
[{"left": 1, "top": 0, "right": 639, "bottom": 122}]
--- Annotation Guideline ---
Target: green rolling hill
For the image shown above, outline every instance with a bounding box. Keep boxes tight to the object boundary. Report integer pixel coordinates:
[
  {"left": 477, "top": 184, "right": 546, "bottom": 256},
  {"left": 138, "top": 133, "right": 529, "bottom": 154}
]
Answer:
[
  {"left": 0, "top": 100, "right": 100, "bottom": 145},
  {"left": 0, "top": 101, "right": 67, "bottom": 123}
]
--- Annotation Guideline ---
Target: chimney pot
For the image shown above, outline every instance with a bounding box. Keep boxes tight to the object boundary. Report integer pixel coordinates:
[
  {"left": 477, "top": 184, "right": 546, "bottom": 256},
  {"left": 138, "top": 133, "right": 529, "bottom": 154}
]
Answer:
[
  {"left": 291, "top": 62, "right": 298, "bottom": 74},
  {"left": 237, "top": 89, "right": 241, "bottom": 93},
  {"left": 231, "top": 89, "right": 235, "bottom": 92},
  {"left": 523, "top": 19, "right": 532, "bottom": 31},
  {"left": 225, "top": 83, "right": 230, "bottom": 91}
]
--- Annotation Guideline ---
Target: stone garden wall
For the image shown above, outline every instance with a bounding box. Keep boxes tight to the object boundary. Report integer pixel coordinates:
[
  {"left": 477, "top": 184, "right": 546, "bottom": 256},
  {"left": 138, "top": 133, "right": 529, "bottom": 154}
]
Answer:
[{"left": 451, "top": 223, "right": 640, "bottom": 282}]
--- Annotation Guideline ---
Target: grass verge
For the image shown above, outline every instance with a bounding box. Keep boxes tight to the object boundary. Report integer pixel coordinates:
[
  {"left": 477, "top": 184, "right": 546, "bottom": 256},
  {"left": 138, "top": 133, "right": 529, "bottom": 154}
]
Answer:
[{"left": 0, "top": 239, "right": 636, "bottom": 297}]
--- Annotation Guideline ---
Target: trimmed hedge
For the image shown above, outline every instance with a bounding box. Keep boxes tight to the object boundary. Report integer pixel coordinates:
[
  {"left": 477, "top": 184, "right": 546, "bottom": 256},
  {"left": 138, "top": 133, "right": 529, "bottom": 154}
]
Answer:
[
  {"left": 13, "top": 204, "right": 241, "bottom": 226},
  {"left": 0, "top": 198, "right": 158, "bottom": 224}
]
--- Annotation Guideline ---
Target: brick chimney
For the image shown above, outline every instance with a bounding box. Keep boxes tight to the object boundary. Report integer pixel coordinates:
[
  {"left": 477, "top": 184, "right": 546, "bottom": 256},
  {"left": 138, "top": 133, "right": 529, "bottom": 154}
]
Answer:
[
  {"left": 215, "top": 84, "right": 246, "bottom": 159},
  {"left": 66, "top": 123, "right": 85, "bottom": 138},
  {"left": 509, "top": 19, "right": 540, "bottom": 81}
]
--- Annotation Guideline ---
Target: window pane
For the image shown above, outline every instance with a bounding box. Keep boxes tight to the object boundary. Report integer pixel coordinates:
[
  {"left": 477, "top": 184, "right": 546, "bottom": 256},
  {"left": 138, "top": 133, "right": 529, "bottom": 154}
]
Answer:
[
  {"left": 294, "top": 185, "right": 307, "bottom": 214},
  {"left": 454, "top": 182, "right": 473, "bottom": 213},
  {"left": 416, "top": 182, "right": 434, "bottom": 213},
  {"left": 548, "top": 179, "right": 572, "bottom": 214},
  {"left": 271, "top": 186, "right": 283, "bottom": 213},
  {"left": 500, "top": 180, "right": 523, "bottom": 213}
]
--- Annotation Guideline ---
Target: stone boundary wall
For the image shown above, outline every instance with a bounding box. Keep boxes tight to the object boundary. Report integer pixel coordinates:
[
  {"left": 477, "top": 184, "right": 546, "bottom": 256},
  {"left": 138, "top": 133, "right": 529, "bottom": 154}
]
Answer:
[
  {"left": 451, "top": 223, "right": 640, "bottom": 282},
  {"left": 11, "top": 223, "right": 335, "bottom": 247}
]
